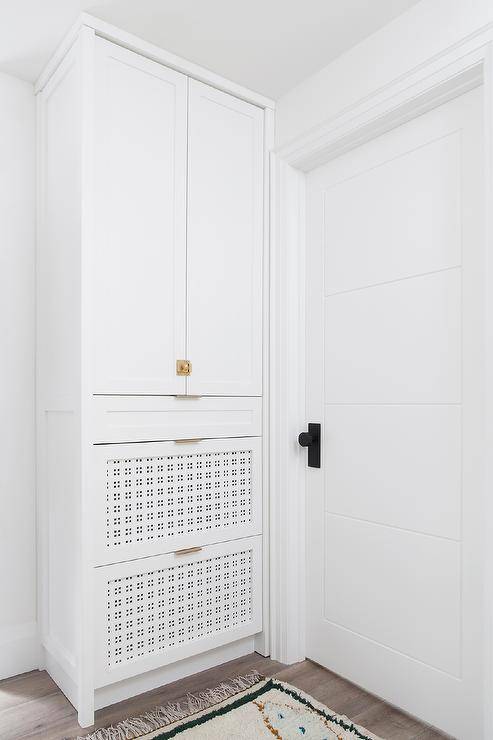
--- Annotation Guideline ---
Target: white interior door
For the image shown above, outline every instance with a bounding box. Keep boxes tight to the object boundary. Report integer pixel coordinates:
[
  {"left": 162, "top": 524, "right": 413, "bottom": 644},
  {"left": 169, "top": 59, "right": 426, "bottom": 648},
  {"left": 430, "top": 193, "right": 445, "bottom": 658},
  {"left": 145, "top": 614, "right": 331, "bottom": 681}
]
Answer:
[
  {"left": 92, "top": 38, "right": 187, "bottom": 394},
  {"left": 305, "top": 88, "right": 484, "bottom": 738},
  {"left": 187, "top": 80, "right": 264, "bottom": 396}
]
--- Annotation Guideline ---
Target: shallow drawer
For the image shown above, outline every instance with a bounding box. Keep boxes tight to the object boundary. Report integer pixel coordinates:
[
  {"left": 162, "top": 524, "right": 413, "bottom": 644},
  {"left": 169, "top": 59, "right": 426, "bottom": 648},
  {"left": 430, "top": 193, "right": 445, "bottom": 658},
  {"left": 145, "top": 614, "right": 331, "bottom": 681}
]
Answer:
[
  {"left": 91, "top": 395, "right": 262, "bottom": 444},
  {"left": 94, "top": 535, "right": 262, "bottom": 687},
  {"left": 92, "top": 437, "right": 262, "bottom": 565}
]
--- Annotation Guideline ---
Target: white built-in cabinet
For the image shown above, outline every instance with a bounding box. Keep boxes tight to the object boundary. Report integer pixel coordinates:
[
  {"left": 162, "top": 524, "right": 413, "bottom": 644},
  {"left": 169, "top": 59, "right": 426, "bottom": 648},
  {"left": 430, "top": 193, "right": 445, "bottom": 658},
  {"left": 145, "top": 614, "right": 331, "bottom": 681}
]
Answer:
[
  {"left": 37, "top": 20, "right": 271, "bottom": 728},
  {"left": 92, "top": 40, "right": 263, "bottom": 396}
]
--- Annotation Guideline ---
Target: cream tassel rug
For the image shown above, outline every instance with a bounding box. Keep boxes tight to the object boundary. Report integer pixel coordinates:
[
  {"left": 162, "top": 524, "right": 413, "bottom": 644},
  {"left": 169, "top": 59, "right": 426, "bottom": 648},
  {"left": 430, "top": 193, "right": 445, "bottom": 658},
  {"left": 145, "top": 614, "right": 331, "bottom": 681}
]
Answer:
[{"left": 75, "top": 671, "right": 381, "bottom": 740}]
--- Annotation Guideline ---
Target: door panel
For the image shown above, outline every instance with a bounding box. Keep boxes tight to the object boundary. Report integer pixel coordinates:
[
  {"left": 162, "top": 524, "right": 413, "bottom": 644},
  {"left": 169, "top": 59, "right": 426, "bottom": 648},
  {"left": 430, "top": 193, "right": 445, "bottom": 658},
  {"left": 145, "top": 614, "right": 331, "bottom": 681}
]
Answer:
[
  {"left": 306, "top": 88, "right": 484, "bottom": 738},
  {"left": 324, "top": 268, "right": 461, "bottom": 404},
  {"left": 187, "top": 80, "right": 263, "bottom": 396},
  {"left": 324, "top": 404, "right": 461, "bottom": 539},
  {"left": 92, "top": 39, "right": 187, "bottom": 394},
  {"left": 323, "top": 130, "right": 461, "bottom": 295},
  {"left": 324, "top": 514, "right": 461, "bottom": 677}
]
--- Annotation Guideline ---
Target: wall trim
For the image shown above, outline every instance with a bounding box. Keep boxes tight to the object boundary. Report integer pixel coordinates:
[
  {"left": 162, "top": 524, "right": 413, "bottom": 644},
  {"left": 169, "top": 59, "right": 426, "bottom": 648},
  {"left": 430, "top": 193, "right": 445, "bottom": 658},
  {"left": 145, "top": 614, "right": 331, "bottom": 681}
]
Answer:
[
  {"left": 269, "top": 30, "right": 493, "bottom": 739},
  {"left": 255, "top": 106, "right": 276, "bottom": 658},
  {"left": 0, "top": 622, "right": 40, "bottom": 680},
  {"left": 277, "top": 21, "right": 493, "bottom": 167},
  {"left": 268, "top": 155, "right": 306, "bottom": 665}
]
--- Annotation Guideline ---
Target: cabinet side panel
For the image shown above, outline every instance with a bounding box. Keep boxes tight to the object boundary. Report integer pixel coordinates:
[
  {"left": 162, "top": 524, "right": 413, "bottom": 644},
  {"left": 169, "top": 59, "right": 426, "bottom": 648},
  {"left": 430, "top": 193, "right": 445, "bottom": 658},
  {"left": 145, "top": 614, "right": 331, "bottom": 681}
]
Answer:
[
  {"left": 45, "top": 411, "right": 78, "bottom": 667},
  {"left": 38, "top": 55, "right": 81, "bottom": 405},
  {"left": 37, "top": 45, "right": 81, "bottom": 679}
]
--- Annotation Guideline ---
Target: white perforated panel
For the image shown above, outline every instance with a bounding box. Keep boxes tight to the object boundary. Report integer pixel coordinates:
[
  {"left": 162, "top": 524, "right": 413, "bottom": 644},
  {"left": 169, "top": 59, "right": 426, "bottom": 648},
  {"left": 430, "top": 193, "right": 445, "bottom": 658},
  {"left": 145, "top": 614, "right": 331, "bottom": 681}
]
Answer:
[
  {"left": 105, "top": 548, "right": 253, "bottom": 668},
  {"left": 105, "top": 448, "right": 253, "bottom": 549}
]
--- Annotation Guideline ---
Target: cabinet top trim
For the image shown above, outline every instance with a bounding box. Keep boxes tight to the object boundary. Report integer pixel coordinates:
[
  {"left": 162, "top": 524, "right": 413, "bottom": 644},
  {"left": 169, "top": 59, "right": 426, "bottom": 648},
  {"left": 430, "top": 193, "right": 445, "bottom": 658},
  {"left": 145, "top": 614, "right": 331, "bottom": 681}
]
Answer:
[{"left": 35, "top": 12, "right": 276, "bottom": 111}]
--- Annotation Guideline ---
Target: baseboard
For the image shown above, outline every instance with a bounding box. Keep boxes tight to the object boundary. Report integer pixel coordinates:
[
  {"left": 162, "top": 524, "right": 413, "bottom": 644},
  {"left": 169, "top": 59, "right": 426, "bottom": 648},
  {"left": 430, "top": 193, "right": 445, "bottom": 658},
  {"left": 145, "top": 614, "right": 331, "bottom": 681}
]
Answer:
[
  {"left": 95, "top": 636, "right": 256, "bottom": 711},
  {"left": 45, "top": 646, "right": 79, "bottom": 709},
  {"left": 0, "top": 622, "right": 41, "bottom": 680}
]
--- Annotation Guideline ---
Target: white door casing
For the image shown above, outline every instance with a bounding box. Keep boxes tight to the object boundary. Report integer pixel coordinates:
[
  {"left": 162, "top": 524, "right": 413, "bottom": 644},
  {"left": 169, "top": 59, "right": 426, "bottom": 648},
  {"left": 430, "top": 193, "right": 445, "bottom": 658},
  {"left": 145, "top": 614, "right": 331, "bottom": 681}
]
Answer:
[{"left": 304, "top": 89, "right": 483, "bottom": 737}]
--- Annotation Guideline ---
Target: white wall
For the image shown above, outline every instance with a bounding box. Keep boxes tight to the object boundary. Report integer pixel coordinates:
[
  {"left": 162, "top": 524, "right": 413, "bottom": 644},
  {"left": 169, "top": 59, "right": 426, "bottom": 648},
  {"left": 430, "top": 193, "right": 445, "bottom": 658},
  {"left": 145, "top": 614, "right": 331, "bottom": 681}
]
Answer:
[
  {"left": 276, "top": 0, "right": 493, "bottom": 148},
  {"left": 0, "top": 71, "right": 37, "bottom": 679}
]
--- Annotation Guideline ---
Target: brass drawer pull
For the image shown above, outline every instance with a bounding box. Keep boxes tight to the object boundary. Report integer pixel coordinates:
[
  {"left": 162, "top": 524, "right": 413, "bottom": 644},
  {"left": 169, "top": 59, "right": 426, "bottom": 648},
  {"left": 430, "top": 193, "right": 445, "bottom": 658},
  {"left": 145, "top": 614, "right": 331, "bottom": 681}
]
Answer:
[
  {"left": 174, "top": 546, "right": 203, "bottom": 556},
  {"left": 174, "top": 438, "right": 204, "bottom": 444}
]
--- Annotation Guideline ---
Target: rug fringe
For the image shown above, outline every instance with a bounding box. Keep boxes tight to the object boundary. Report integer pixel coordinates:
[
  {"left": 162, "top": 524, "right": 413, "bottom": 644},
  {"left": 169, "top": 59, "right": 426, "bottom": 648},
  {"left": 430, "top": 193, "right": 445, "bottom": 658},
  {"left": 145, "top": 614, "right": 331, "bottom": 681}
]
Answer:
[{"left": 75, "top": 670, "right": 264, "bottom": 740}]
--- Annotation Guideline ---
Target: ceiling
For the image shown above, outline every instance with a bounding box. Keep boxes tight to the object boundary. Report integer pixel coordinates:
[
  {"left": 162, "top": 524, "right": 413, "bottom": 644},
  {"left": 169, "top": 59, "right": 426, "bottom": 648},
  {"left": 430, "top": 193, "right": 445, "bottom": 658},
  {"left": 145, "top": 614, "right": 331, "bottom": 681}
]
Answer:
[{"left": 0, "top": 0, "right": 422, "bottom": 98}]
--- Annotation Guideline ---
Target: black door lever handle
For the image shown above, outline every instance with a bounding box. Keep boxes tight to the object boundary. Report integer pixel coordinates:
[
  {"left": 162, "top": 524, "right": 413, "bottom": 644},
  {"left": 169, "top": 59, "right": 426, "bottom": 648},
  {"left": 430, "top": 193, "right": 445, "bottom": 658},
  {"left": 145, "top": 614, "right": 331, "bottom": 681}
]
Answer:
[
  {"left": 298, "top": 423, "right": 321, "bottom": 468},
  {"left": 298, "top": 432, "right": 313, "bottom": 447}
]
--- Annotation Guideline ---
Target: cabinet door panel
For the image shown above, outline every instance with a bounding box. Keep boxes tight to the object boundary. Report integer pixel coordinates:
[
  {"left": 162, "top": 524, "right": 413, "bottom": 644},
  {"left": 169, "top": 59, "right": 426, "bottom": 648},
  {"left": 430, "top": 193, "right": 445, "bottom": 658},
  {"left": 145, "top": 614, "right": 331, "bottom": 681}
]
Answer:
[
  {"left": 187, "top": 81, "right": 264, "bottom": 396},
  {"left": 92, "top": 39, "right": 187, "bottom": 394}
]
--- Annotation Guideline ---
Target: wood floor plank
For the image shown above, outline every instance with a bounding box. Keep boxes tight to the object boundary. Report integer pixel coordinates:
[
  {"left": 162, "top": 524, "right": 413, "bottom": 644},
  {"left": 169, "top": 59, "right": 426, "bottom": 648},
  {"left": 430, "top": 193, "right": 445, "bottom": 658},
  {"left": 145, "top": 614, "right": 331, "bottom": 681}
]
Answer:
[
  {"left": 352, "top": 700, "right": 430, "bottom": 740},
  {"left": 0, "top": 690, "right": 75, "bottom": 740},
  {"left": 275, "top": 660, "right": 379, "bottom": 718},
  {"left": 0, "top": 654, "right": 449, "bottom": 740},
  {"left": 414, "top": 728, "right": 454, "bottom": 740},
  {"left": 0, "top": 670, "right": 58, "bottom": 712}
]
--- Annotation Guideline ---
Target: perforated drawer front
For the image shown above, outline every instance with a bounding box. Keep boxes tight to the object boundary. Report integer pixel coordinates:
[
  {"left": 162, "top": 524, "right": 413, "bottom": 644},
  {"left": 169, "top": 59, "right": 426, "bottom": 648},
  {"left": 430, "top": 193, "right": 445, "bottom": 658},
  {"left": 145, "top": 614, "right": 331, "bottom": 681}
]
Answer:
[
  {"left": 94, "top": 536, "right": 262, "bottom": 686},
  {"left": 106, "top": 549, "right": 252, "bottom": 667},
  {"left": 106, "top": 449, "right": 252, "bottom": 545},
  {"left": 93, "top": 438, "right": 262, "bottom": 565}
]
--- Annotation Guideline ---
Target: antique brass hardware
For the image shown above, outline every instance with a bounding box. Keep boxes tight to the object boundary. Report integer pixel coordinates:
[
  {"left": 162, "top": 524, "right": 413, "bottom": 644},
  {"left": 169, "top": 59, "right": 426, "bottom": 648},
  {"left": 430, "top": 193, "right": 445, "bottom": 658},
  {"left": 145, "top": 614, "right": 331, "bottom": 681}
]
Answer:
[
  {"left": 174, "top": 546, "right": 203, "bottom": 556},
  {"left": 174, "top": 438, "right": 205, "bottom": 444},
  {"left": 176, "top": 359, "right": 191, "bottom": 376}
]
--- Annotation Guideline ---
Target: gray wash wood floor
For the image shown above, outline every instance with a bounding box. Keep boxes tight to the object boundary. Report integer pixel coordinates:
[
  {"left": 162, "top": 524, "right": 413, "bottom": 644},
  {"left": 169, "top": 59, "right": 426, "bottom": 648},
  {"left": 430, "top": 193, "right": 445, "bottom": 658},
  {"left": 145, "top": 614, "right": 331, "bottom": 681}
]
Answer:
[{"left": 0, "top": 653, "right": 450, "bottom": 739}]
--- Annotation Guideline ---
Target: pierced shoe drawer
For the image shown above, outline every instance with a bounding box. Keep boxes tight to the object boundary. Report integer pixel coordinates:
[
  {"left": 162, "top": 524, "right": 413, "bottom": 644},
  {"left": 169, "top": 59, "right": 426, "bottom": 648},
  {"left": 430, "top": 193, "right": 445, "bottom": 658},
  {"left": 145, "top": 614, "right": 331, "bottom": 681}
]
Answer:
[
  {"left": 92, "top": 437, "right": 262, "bottom": 565},
  {"left": 94, "top": 535, "right": 262, "bottom": 687}
]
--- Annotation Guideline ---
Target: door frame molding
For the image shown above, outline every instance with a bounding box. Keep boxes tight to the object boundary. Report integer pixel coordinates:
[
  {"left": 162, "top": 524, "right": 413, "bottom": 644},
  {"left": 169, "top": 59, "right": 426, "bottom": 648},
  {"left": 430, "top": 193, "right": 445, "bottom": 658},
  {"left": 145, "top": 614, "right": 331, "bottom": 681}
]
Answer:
[{"left": 269, "top": 25, "right": 493, "bottom": 735}]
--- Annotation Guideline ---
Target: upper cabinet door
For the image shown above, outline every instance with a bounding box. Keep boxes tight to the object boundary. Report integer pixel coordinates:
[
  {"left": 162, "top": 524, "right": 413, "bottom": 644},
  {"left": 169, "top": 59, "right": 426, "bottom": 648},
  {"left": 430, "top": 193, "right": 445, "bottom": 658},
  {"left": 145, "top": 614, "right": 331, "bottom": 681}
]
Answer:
[
  {"left": 92, "top": 39, "right": 187, "bottom": 394},
  {"left": 187, "top": 81, "right": 264, "bottom": 396}
]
